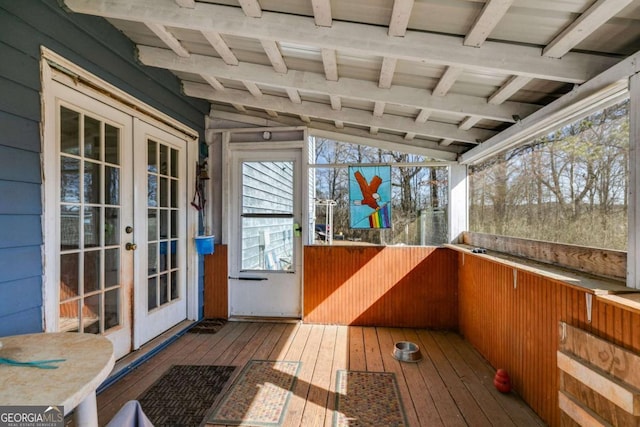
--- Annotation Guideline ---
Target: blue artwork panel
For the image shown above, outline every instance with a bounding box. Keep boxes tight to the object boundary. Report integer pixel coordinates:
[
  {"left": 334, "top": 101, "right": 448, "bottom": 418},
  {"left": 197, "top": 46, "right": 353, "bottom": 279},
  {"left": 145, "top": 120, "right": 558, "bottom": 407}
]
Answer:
[{"left": 349, "top": 166, "right": 391, "bottom": 229}]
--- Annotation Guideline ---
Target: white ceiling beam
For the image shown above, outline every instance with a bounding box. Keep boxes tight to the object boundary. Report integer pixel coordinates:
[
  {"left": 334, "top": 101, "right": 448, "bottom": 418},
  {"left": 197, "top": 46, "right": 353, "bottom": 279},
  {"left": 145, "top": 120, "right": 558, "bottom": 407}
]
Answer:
[
  {"left": 266, "top": 110, "right": 278, "bottom": 117},
  {"left": 373, "top": 101, "right": 386, "bottom": 117},
  {"left": 300, "top": 115, "right": 311, "bottom": 123},
  {"left": 321, "top": 48, "right": 338, "bottom": 81},
  {"left": 459, "top": 116, "right": 482, "bottom": 130},
  {"left": 370, "top": 127, "right": 379, "bottom": 135},
  {"left": 334, "top": 120, "right": 344, "bottom": 128},
  {"left": 543, "top": 0, "right": 634, "bottom": 58},
  {"left": 433, "top": 66, "right": 463, "bottom": 96},
  {"left": 202, "top": 75, "right": 225, "bottom": 91},
  {"left": 311, "top": 0, "right": 332, "bottom": 27},
  {"left": 388, "top": 0, "right": 415, "bottom": 37},
  {"left": 464, "top": 0, "right": 513, "bottom": 48},
  {"left": 415, "top": 109, "right": 432, "bottom": 123},
  {"left": 329, "top": 95, "right": 342, "bottom": 111},
  {"left": 66, "top": 0, "right": 619, "bottom": 83},
  {"left": 175, "top": 0, "right": 194, "bottom": 8},
  {"left": 379, "top": 57, "right": 398, "bottom": 89},
  {"left": 145, "top": 22, "right": 190, "bottom": 57},
  {"left": 404, "top": 132, "right": 416, "bottom": 140},
  {"left": 460, "top": 48, "right": 640, "bottom": 165},
  {"left": 260, "top": 40, "right": 287, "bottom": 73},
  {"left": 183, "top": 82, "right": 497, "bottom": 143},
  {"left": 138, "top": 46, "right": 539, "bottom": 122},
  {"left": 286, "top": 88, "right": 302, "bottom": 104},
  {"left": 238, "top": 0, "right": 262, "bottom": 18},
  {"left": 209, "top": 108, "right": 462, "bottom": 160},
  {"left": 488, "top": 75, "right": 532, "bottom": 105},
  {"left": 242, "top": 80, "right": 262, "bottom": 97},
  {"left": 232, "top": 104, "right": 247, "bottom": 112},
  {"left": 440, "top": 138, "right": 455, "bottom": 146},
  {"left": 201, "top": 31, "right": 239, "bottom": 66}
]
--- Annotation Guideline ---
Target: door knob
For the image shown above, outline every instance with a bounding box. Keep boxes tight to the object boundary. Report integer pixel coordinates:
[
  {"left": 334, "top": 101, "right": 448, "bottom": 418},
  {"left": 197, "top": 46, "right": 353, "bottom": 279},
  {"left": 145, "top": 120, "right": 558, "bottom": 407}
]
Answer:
[{"left": 126, "top": 242, "right": 137, "bottom": 251}]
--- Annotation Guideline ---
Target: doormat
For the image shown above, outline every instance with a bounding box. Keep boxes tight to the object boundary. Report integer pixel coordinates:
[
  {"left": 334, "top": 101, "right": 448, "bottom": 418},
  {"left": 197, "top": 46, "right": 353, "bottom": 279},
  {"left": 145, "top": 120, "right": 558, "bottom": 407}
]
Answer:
[
  {"left": 187, "top": 318, "right": 227, "bottom": 334},
  {"left": 207, "top": 360, "right": 301, "bottom": 426},
  {"left": 334, "top": 370, "right": 407, "bottom": 427},
  {"left": 138, "top": 364, "right": 235, "bottom": 427}
]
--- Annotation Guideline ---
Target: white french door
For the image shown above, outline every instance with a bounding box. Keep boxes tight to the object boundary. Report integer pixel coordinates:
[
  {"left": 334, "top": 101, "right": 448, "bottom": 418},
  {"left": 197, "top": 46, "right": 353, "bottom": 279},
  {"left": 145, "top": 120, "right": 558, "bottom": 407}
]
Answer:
[
  {"left": 46, "top": 75, "right": 191, "bottom": 359},
  {"left": 133, "top": 119, "right": 188, "bottom": 347},
  {"left": 228, "top": 147, "right": 303, "bottom": 318}
]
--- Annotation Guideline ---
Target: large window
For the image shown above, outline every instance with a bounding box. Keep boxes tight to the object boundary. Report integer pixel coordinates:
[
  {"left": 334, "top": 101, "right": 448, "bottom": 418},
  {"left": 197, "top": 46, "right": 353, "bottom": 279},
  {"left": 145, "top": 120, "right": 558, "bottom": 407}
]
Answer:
[
  {"left": 469, "top": 98, "right": 629, "bottom": 250},
  {"left": 311, "top": 138, "right": 449, "bottom": 245}
]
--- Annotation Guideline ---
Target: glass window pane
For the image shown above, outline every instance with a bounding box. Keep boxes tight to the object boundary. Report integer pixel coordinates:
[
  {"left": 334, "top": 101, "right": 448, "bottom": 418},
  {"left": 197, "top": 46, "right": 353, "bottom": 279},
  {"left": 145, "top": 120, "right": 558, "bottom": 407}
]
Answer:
[
  {"left": 241, "top": 218, "right": 294, "bottom": 271},
  {"left": 60, "top": 157, "right": 80, "bottom": 203},
  {"left": 160, "top": 177, "right": 168, "bottom": 207},
  {"left": 170, "top": 271, "right": 178, "bottom": 301},
  {"left": 60, "top": 107, "right": 80, "bottom": 155},
  {"left": 148, "top": 209, "right": 158, "bottom": 241},
  {"left": 60, "top": 253, "right": 79, "bottom": 299},
  {"left": 148, "top": 175, "right": 157, "bottom": 207},
  {"left": 84, "top": 116, "right": 101, "bottom": 160},
  {"left": 105, "top": 289, "right": 120, "bottom": 330},
  {"left": 84, "top": 161, "right": 101, "bottom": 204},
  {"left": 159, "top": 241, "right": 168, "bottom": 273},
  {"left": 84, "top": 206, "right": 101, "bottom": 248},
  {"left": 59, "top": 300, "right": 79, "bottom": 332},
  {"left": 61, "top": 205, "right": 80, "bottom": 250},
  {"left": 148, "top": 242, "right": 157, "bottom": 275},
  {"left": 170, "top": 210, "right": 178, "bottom": 238},
  {"left": 170, "top": 240, "right": 178, "bottom": 269},
  {"left": 105, "top": 248, "right": 119, "bottom": 288},
  {"left": 170, "top": 149, "right": 178, "bottom": 178},
  {"left": 105, "top": 166, "right": 120, "bottom": 205},
  {"left": 160, "top": 210, "right": 168, "bottom": 239},
  {"left": 160, "top": 144, "right": 168, "bottom": 175},
  {"left": 148, "top": 277, "right": 157, "bottom": 310},
  {"left": 105, "top": 208, "right": 120, "bottom": 246},
  {"left": 105, "top": 124, "right": 119, "bottom": 165},
  {"left": 83, "top": 294, "right": 100, "bottom": 334},
  {"left": 84, "top": 250, "right": 101, "bottom": 293},
  {"left": 159, "top": 274, "right": 168, "bottom": 305},
  {"left": 170, "top": 179, "right": 178, "bottom": 208},
  {"left": 242, "top": 161, "right": 294, "bottom": 214},
  {"left": 148, "top": 140, "right": 157, "bottom": 172}
]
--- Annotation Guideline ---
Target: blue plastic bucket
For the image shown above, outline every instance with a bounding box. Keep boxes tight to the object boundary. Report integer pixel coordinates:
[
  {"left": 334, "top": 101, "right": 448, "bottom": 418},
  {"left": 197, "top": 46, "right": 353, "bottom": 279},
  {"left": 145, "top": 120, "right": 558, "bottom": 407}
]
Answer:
[{"left": 194, "top": 235, "right": 215, "bottom": 255}]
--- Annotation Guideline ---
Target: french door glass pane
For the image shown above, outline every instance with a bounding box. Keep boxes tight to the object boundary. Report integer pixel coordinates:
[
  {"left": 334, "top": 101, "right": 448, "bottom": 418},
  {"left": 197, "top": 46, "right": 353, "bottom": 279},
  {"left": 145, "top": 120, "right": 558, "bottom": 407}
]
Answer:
[
  {"left": 58, "top": 106, "right": 122, "bottom": 334},
  {"left": 147, "top": 139, "right": 181, "bottom": 311}
]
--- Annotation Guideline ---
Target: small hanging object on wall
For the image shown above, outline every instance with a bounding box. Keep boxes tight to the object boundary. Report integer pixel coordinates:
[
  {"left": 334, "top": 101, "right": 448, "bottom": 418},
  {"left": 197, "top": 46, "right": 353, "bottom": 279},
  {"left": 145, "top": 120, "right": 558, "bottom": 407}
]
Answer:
[
  {"left": 493, "top": 368, "right": 512, "bottom": 393},
  {"left": 193, "top": 160, "right": 215, "bottom": 255}
]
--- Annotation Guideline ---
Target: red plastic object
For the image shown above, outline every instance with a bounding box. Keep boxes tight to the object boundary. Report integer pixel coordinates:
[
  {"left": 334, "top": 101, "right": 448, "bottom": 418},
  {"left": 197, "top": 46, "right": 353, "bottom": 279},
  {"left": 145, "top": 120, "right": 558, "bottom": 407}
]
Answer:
[{"left": 493, "top": 368, "right": 512, "bottom": 393}]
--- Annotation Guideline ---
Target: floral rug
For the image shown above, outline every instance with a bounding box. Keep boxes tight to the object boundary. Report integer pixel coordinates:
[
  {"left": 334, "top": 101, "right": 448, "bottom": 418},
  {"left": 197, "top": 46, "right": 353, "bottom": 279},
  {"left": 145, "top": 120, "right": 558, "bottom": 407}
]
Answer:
[
  {"left": 207, "top": 360, "right": 301, "bottom": 426},
  {"left": 334, "top": 370, "right": 407, "bottom": 427}
]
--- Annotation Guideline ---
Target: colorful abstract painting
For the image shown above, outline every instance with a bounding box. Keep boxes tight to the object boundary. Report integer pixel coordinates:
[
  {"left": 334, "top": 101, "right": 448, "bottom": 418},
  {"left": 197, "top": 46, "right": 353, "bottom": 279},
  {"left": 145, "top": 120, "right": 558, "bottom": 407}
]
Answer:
[{"left": 349, "top": 166, "right": 391, "bottom": 229}]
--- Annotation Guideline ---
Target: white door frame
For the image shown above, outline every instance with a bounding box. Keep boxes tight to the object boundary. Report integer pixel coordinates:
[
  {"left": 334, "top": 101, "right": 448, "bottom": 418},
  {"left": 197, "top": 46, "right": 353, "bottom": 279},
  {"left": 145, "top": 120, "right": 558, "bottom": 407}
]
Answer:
[
  {"left": 41, "top": 48, "right": 200, "bottom": 352},
  {"left": 222, "top": 136, "right": 309, "bottom": 318}
]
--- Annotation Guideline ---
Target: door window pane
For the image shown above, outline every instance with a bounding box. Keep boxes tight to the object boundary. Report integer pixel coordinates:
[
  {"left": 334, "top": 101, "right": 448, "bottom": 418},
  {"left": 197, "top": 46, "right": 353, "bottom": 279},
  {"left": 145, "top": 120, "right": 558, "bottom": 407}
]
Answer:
[{"left": 59, "top": 106, "right": 122, "bottom": 335}]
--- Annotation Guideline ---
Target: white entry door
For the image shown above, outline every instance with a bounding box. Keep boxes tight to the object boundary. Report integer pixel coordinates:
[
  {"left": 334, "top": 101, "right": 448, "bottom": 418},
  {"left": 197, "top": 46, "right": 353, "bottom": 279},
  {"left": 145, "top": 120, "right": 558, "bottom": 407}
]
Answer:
[
  {"left": 228, "top": 148, "right": 303, "bottom": 318},
  {"left": 48, "top": 79, "right": 190, "bottom": 358}
]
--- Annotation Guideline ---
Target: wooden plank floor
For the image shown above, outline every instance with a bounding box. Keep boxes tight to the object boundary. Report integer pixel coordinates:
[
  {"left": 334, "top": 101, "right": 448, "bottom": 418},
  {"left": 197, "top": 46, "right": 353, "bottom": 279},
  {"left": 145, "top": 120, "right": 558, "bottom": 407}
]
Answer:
[{"left": 96, "top": 322, "right": 545, "bottom": 426}]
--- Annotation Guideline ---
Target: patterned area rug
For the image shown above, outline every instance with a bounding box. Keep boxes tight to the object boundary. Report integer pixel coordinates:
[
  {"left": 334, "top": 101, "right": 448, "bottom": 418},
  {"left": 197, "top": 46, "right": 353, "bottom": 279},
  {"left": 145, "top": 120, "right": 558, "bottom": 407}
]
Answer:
[
  {"left": 208, "top": 360, "right": 301, "bottom": 426},
  {"left": 334, "top": 370, "right": 407, "bottom": 427},
  {"left": 138, "top": 364, "right": 235, "bottom": 427},
  {"left": 187, "top": 318, "right": 227, "bottom": 334}
]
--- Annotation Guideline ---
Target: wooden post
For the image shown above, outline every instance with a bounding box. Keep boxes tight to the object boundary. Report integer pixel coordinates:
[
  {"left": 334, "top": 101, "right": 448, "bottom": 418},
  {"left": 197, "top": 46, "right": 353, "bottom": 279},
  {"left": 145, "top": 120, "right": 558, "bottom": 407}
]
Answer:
[
  {"left": 629, "top": 73, "right": 640, "bottom": 289},
  {"left": 448, "top": 163, "right": 468, "bottom": 243}
]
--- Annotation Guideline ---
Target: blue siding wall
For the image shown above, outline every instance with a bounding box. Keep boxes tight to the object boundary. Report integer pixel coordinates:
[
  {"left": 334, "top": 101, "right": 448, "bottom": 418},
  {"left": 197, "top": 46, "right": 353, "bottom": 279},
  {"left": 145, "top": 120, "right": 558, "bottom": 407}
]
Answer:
[{"left": 0, "top": 1, "right": 209, "bottom": 336}]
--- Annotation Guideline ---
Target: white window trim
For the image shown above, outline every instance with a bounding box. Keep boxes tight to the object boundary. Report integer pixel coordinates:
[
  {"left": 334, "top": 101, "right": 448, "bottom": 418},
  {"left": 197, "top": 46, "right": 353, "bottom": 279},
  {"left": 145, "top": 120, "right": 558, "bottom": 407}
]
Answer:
[{"left": 40, "top": 47, "right": 201, "bottom": 331}]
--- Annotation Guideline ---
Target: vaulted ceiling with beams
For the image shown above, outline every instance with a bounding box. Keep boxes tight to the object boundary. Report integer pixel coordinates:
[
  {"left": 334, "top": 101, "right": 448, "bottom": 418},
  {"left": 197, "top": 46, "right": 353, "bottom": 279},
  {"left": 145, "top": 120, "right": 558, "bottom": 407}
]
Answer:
[{"left": 64, "top": 0, "right": 640, "bottom": 161}]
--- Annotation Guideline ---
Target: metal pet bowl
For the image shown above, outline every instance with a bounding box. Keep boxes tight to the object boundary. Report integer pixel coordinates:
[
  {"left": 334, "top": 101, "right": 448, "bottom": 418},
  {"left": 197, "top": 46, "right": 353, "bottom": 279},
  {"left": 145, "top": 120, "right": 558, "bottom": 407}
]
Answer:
[{"left": 393, "top": 341, "right": 422, "bottom": 362}]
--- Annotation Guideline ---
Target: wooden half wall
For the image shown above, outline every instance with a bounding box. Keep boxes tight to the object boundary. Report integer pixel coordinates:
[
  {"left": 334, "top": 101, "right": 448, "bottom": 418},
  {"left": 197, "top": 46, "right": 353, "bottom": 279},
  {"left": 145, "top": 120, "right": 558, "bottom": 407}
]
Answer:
[
  {"left": 456, "top": 249, "right": 640, "bottom": 426},
  {"left": 304, "top": 246, "right": 458, "bottom": 328}
]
